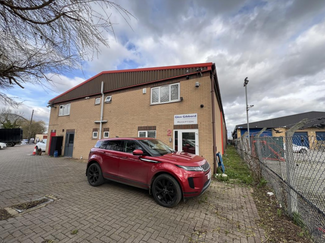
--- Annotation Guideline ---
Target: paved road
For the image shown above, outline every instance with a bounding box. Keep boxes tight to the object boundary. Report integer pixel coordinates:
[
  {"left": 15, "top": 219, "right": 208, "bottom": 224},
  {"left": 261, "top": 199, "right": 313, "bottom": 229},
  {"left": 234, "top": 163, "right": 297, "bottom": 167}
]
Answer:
[{"left": 0, "top": 145, "right": 265, "bottom": 243}]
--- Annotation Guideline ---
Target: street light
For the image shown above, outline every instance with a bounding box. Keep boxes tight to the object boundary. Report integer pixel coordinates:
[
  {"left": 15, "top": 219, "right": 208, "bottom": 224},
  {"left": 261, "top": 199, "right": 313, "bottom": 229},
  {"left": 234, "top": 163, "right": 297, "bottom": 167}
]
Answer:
[{"left": 244, "top": 77, "right": 253, "bottom": 151}]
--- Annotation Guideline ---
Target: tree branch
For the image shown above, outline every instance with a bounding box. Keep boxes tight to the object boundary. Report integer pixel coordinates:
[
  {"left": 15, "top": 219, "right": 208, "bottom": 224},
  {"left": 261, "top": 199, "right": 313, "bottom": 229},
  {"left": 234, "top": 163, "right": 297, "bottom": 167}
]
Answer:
[{"left": 0, "top": 0, "right": 55, "bottom": 11}]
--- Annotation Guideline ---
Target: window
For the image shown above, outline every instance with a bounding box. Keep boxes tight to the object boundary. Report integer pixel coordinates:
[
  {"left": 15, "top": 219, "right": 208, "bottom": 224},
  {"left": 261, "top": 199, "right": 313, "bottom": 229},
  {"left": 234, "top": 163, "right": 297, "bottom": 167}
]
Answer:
[
  {"left": 151, "top": 83, "right": 180, "bottom": 104},
  {"left": 138, "top": 130, "right": 156, "bottom": 138},
  {"left": 124, "top": 141, "right": 142, "bottom": 153},
  {"left": 92, "top": 131, "right": 98, "bottom": 139},
  {"left": 103, "top": 131, "right": 109, "bottom": 138},
  {"left": 106, "top": 141, "right": 124, "bottom": 152},
  {"left": 59, "top": 104, "right": 71, "bottom": 116},
  {"left": 95, "top": 98, "right": 100, "bottom": 105}
]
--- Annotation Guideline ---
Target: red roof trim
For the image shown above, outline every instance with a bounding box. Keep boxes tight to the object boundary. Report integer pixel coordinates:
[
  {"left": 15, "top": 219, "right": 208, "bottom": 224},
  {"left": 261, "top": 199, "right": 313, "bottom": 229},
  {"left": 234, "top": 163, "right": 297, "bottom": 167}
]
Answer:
[
  {"left": 51, "top": 70, "right": 211, "bottom": 105},
  {"left": 49, "top": 62, "right": 213, "bottom": 103}
]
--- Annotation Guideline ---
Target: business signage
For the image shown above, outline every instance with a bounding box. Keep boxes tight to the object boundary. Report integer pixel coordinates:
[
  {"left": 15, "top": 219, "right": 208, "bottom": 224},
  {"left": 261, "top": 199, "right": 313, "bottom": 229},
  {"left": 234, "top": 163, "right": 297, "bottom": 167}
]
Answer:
[{"left": 174, "top": 113, "right": 197, "bottom": 125}]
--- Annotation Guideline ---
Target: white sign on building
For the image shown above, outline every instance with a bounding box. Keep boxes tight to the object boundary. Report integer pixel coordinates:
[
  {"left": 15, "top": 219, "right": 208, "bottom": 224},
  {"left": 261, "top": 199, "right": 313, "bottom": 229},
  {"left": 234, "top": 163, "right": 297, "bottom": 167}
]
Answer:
[{"left": 174, "top": 113, "right": 198, "bottom": 125}]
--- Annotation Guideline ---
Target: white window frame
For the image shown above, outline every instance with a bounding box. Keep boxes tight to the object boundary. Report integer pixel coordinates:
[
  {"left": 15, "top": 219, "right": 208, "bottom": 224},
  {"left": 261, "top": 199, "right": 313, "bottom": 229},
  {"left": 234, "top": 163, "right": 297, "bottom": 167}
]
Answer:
[
  {"left": 59, "top": 104, "right": 71, "bottom": 116},
  {"left": 103, "top": 131, "right": 109, "bottom": 138},
  {"left": 92, "top": 131, "right": 98, "bottom": 139},
  {"left": 95, "top": 98, "right": 101, "bottom": 105},
  {"left": 173, "top": 129, "right": 199, "bottom": 155},
  {"left": 138, "top": 130, "right": 156, "bottom": 138},
  {"left": 151, "top": 83, "right": 180, "bottom": 105}
]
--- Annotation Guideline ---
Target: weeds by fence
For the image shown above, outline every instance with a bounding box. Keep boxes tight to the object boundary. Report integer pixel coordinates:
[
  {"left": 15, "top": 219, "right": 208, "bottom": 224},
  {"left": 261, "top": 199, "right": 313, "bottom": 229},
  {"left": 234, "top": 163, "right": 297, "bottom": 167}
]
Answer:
[{"left": 235, "top": 122, "right": 325, "bottom": 243}]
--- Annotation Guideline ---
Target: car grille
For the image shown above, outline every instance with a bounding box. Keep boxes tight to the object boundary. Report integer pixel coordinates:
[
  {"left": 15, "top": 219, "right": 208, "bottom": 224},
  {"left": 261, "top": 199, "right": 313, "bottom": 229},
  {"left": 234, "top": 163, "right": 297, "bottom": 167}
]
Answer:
[{"left": 201, "top": 162, "right": 210, "bottom": 171}]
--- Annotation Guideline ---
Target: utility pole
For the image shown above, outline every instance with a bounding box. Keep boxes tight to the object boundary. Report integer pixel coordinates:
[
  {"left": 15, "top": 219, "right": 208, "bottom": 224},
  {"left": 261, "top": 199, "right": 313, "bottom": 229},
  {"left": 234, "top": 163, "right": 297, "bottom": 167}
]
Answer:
[
  {"left": 28, "top": 110, "right": 34, "bottom": 143},
  {"left": 244, "top": 77, "right": 253, "bottom": 151}
]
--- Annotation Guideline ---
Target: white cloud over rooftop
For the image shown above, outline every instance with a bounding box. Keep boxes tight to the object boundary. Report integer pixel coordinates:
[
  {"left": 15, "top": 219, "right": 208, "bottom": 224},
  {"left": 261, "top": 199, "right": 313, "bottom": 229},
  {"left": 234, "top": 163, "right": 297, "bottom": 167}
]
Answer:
[{"left": 2, "top": 0, "right": 325, "bottom": 137}]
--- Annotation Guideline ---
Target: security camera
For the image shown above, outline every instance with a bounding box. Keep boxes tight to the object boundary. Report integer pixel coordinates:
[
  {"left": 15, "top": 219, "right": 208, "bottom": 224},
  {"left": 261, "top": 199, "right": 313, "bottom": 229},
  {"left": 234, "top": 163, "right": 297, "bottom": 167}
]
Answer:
[{"left": 195, "top": 82, "right": 200, "bottom": 87}]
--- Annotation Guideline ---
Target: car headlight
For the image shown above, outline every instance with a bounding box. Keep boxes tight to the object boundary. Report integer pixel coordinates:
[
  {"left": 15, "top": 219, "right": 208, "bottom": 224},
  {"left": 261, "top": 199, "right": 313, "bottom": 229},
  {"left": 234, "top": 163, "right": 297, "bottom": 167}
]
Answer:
[{"left": 177, "top": 165, "right": 203, "bottom": 171}]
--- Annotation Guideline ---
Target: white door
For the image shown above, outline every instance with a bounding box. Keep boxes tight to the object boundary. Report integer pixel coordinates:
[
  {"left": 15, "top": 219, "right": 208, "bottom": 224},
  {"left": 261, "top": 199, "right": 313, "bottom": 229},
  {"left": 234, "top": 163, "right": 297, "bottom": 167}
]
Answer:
[{"left": 173, "top": 129, "right": 199, "bottom": 155}]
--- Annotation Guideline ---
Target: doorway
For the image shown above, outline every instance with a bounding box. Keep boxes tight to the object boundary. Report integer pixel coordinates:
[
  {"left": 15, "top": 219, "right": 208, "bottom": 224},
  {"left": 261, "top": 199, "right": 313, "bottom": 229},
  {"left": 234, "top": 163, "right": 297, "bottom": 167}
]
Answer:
[
  {"left": 64, "top": 131, "right": 75, "bottom": 157},
  {"left": 173, "top": 129, "right": 199, "bottom": 155}
]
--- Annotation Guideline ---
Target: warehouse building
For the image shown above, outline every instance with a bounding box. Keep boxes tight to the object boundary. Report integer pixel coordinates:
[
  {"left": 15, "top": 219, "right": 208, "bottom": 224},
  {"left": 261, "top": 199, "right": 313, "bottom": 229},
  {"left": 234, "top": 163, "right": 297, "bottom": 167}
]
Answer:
[
  {"left": 47, "top": 63, "right": 227, "bottom": 170},
  {"left": 232, "top": 111, "right": 325, "bottom": 149}
]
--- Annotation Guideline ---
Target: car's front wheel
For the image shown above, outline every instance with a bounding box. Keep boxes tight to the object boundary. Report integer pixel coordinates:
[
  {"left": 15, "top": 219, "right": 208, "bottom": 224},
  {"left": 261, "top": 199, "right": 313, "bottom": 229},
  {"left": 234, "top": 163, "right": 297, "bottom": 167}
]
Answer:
[
  {"left": 152, "top": 174, "right": 182, "bottom": 208},
  {"left": 87, "top": 163, "right": 104, "bottom": 186},
  {"left": 300, "top": 149, "right": 307, "bottom": 154}
]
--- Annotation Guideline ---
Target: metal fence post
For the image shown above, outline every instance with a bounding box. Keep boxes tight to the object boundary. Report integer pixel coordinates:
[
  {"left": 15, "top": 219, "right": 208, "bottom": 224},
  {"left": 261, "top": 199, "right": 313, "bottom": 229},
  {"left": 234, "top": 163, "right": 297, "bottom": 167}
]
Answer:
[
  {"left": 285, "top": 119, "right": 308, "bottom": 215},
  {"left": 255, "top": 128, "right": 267, "bottom": 160},
  {"left": 241, "top": 132, "right": 248, "bottom": 161},
  {"left": 254, "top": 128, "right": 267, "bottom": 180}
]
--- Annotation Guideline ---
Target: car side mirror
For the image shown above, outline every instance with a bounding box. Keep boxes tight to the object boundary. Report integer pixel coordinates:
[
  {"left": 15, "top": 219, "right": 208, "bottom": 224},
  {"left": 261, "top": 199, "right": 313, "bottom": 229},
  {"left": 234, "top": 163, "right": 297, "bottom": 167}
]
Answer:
[{"left": 133, "top": 149, "right": 143, "bottom": 156}]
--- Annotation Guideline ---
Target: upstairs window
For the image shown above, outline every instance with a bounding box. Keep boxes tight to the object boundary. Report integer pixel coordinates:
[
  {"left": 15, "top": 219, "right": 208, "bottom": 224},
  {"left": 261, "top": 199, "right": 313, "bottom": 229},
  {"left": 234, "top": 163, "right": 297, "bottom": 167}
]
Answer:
[
  {"left": 151, "top": 83, "right": 180, "bottom": 104},
  {"left": 59, "top": 104, "right": 71, "bottom": 116}
]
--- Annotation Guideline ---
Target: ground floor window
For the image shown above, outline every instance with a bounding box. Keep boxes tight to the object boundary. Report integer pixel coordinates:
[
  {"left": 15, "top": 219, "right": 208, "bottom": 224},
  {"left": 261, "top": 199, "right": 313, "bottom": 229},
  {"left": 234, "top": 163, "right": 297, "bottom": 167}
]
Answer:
[
  {"left": 92, "top": 131, "right": 98, "bottom": 139},
  {"left": 138, "top": 130, "right": 156, "bottom": 138}
]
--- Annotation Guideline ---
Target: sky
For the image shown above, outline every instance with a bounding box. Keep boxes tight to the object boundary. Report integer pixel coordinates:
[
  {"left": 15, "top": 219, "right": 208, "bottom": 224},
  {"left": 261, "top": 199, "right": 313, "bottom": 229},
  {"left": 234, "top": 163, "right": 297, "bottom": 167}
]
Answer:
[{"left": 2, "top": 0, "right": 325, "bottom": 139}]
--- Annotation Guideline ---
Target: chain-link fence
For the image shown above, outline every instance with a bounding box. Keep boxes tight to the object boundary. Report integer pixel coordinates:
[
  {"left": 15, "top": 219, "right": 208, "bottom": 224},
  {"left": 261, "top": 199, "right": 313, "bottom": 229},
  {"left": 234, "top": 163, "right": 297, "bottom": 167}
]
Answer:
[{"left": 235, "top": 124, "right": 325, "bottom": 242}]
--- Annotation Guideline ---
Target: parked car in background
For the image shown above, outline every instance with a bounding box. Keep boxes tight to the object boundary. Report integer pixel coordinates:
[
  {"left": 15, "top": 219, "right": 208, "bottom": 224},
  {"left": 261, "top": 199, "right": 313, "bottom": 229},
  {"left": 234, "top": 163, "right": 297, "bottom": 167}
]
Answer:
[
  {"left": 283, "top": 143, "right": 309, "bottom": 154},
  {"left": 36, "top": 139, "right": 47, "bottom": 152},
  {"left": 86, "top": 137, "right": 211, "bottom": 207},
  {"left": 0, "top": 142, "right": 6, "bottom": 149},
  {"left": 293, "top": 144, "right": 309, "bottom": 154}
]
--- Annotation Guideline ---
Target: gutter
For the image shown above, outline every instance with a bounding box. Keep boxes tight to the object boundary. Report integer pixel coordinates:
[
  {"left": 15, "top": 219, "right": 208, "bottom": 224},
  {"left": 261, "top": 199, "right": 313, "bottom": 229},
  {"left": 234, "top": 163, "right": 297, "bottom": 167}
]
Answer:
[
  {"left": 99, "top": 81, "right": 104, "bottom": 139},
  {"left": 210, "top": 66, "right": 217, "bottom": 175}
]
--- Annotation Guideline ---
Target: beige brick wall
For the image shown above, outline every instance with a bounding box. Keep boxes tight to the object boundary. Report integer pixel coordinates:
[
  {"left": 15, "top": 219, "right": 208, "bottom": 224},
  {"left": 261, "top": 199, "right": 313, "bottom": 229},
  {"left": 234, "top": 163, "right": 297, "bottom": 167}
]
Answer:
[{"left": 48, "top": 74, "right": 224, "bottom": 167}]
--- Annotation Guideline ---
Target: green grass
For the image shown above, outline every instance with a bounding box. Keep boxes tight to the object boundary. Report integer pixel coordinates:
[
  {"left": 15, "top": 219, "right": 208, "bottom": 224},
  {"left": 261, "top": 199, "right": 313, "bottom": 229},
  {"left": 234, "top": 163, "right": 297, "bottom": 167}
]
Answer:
[{"left": 221, "top": 145, "right": 253, "bottom": 185}]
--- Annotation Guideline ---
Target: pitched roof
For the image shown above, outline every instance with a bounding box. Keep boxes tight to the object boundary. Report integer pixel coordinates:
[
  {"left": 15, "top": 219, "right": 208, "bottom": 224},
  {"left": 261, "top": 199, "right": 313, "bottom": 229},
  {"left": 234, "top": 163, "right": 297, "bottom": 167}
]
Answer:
[
  {"left": 235, "top": 111, "right": 325, "bottom": 130},
  {"left": 49, "top": 63, "right": 213, "bottom": 105}
]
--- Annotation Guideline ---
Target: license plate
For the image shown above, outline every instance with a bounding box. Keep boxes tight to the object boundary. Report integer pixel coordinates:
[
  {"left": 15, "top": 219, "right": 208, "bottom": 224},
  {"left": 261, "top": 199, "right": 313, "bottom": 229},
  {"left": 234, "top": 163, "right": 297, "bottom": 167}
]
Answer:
[{"left": 207, "top": 171, "right": 211, "bottom": 180}]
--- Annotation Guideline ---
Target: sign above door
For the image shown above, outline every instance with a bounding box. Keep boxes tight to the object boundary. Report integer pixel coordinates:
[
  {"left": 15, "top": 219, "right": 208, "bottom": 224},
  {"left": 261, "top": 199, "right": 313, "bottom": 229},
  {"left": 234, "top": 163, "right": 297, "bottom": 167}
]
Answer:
[{"left": 174, "top": 113, "right": 197, "bottom": 125}]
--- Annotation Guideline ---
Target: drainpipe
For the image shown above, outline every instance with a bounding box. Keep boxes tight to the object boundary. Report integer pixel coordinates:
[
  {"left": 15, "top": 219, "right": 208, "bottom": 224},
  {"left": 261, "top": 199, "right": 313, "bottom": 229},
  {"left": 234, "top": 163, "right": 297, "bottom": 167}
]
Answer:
[
  {"left": 210, "top": 67, "right": 217, "bottom": 174},
  {"left": 99, "top": 81, "right": 104, "bottom": 139}
]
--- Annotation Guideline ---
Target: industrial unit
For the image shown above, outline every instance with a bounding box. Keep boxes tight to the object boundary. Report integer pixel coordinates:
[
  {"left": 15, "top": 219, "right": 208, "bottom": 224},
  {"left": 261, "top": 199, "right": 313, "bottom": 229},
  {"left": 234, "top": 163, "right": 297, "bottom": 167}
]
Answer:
[
  {"left": 233, "top": 111, "right": 325, "bottom": 148},
  {"left": 47, "top": 63, "right": 227, "bottom": 170}
]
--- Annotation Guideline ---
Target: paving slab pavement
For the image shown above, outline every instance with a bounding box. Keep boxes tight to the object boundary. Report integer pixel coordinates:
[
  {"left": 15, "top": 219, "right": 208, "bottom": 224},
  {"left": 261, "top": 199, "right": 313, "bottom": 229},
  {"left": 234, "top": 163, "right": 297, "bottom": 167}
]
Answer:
[{"left": 0, "top": 145, "right": 265, "bottom": 242}]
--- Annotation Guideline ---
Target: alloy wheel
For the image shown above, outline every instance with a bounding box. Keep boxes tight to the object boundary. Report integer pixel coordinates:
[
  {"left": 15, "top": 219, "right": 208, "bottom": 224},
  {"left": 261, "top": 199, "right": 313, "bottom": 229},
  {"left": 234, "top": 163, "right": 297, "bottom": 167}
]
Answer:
[
  {"left": 152, "top": 174, "right": 181, "bottom": 207},
  {"left": 87, "top": 163, "right": 104, "bottom": 186}
]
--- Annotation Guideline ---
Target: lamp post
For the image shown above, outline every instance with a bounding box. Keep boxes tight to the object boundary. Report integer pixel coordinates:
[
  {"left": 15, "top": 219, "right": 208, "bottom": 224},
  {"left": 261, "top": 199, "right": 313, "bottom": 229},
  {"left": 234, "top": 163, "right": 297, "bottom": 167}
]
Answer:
[{"left": 244, "top": 77, "right": 253, "bottom": 151}]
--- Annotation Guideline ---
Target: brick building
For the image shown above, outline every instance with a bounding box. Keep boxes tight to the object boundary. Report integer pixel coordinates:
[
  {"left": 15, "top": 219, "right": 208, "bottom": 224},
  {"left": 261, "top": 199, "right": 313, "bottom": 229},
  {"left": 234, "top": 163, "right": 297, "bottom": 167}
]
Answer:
[{"left": 47, "top": 63, "right": 226, "bottom": 170}]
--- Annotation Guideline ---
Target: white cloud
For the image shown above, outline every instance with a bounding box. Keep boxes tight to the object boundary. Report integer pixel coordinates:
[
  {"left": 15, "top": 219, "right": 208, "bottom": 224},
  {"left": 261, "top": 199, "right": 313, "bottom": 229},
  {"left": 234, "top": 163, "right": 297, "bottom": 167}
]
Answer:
[
  {"left": 3, "top": 0, "right": 325, "bottom": 139},
  {"left": 47, "top": 74, "right": 86, "bottom": 94}
]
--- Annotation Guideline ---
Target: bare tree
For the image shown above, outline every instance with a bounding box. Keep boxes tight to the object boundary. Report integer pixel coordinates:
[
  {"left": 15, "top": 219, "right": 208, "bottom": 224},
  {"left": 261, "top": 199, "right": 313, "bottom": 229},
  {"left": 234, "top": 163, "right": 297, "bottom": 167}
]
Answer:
[
  {"left": 0, "top": 108, "right": 27, "bottom": 128},
  {"left": 0, "top": 0, "right": 132, "bottom": 105}
]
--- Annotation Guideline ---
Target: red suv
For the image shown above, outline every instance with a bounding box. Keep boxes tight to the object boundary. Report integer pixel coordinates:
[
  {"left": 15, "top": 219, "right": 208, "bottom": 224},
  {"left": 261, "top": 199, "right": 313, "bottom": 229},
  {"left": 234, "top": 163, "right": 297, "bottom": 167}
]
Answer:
[{"left": 86, "top": 138, "right": 211, "bottom": 207}]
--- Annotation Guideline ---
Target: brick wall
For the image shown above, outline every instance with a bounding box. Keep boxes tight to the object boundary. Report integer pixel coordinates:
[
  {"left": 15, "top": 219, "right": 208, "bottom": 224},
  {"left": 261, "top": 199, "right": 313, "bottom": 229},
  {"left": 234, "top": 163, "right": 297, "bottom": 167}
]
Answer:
[{"left": 48, "top": 74, "right": 224, "bottom": 167}]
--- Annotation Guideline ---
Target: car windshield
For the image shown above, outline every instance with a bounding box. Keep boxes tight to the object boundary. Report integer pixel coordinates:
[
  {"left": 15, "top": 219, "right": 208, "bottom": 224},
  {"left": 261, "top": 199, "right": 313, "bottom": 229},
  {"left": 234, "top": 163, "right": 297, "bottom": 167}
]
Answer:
[{"left": 138, "top": 139, "right": 174, "bottom": 156}]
